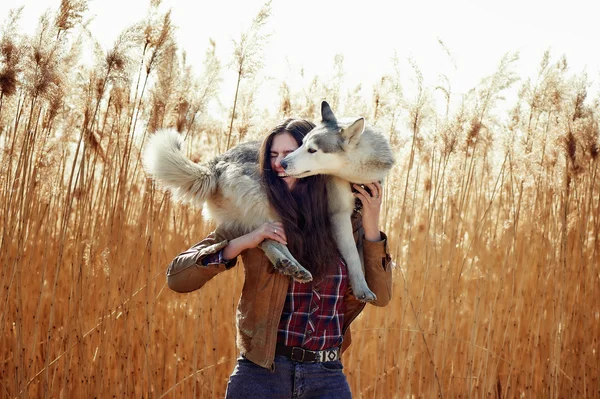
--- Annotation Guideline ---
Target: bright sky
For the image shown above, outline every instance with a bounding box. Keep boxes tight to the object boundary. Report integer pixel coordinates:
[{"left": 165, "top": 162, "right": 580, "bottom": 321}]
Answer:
[{"left": 2, "top": 0, "right": 600, "bottom": 111}]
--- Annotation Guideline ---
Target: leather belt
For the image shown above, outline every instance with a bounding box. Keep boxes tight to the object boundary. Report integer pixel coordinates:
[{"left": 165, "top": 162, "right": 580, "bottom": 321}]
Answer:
[{"left": 275, "top": 343, "right": 340, "bottom": 363}]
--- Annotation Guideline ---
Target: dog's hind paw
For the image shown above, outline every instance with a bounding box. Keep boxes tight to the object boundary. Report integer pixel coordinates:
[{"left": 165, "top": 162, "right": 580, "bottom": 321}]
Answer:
[
  {"left": 354, "top": 289, "right": 377, "bottom": 303},
  {"left": 275, "top": 259, "right": 313, "bottom": 283}
]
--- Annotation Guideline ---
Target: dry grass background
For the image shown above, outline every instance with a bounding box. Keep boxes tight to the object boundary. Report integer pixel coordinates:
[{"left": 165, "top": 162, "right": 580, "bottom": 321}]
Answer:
[{"left": 1, "top": 1, "right": 599, "bottom": 398}]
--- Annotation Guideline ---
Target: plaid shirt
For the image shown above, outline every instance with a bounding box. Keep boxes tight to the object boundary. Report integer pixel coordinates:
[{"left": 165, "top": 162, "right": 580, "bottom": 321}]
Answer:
[
  {"left": 277, "top": 259, "right": 348, "bottom": 351},
  {"left": 201, "top": 250, "right": 236, "bottom": 268},
  {"left": 203, "top": 251, "right": 349, "bottom": 351}
]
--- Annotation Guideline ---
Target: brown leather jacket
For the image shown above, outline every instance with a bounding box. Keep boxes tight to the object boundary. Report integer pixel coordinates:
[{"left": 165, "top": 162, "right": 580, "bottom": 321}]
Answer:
[{"left": 166, "top": 213, "right": 393, "bottom": 370}]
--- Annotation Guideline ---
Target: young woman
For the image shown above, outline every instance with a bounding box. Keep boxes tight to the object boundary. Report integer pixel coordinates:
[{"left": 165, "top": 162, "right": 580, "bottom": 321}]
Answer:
[{"left": 166, "top": 118, "right": 393, "bottom": 398}]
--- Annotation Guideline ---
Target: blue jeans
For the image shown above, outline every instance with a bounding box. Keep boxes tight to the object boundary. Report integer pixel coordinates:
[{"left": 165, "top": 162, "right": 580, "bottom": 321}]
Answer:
[{"left": 225, "top": 355, "right": 352, "bottom": 398}]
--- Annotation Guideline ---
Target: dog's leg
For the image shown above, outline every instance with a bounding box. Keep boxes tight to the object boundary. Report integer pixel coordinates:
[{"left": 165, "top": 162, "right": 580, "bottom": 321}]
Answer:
[
  {"left": 328, "top": 177, "right": 376, "bottom": 302},
  {"left": 331, "top": 212, "right": 377, "bottom": 302},
  {"left": 259, "top": 240, "right": 313, "bottom": 283}
]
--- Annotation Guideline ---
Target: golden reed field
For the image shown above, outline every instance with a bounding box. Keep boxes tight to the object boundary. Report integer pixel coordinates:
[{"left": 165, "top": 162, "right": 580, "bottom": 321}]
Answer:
[{"left": 1, "top": 1, "right": 599, "bottom": 398}]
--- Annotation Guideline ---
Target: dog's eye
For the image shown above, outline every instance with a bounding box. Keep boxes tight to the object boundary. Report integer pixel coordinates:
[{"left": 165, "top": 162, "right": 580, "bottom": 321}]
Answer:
[{"left": 308, "top": 148, "right": 317, "bottom": 154}]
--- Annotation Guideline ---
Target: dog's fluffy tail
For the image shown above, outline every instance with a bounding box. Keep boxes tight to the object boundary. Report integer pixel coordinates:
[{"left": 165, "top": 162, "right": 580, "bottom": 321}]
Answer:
[{"left": 142, "top": 129, "right": 216, "bottom": 205}]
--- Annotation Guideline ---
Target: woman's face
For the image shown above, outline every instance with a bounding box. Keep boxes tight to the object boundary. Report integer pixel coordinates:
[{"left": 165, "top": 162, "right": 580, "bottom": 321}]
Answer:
[{"left": 270, "top": 132, "right": 299, "bottom": 190}]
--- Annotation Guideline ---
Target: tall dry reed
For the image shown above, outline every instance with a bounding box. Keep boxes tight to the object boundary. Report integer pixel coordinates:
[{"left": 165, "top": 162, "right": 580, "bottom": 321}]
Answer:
[{"left": 0, "top": 2, "right": 598, "bottom": 398}]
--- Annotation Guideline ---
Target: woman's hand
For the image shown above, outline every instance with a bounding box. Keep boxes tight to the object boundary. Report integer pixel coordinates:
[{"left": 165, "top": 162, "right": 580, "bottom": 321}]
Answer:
[
  {"left": 222, "top": 222, "right": 287, "bottom": 261},
  {"left": 352, "top": 182, "right": 383, "bottom": 242},
  {"left": 246, "top": 221, "right": 287, "bottom": 248}
]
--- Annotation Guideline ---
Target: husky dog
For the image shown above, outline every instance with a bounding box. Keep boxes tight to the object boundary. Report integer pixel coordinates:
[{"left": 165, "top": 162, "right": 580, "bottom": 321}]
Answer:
[
  {"left": 143, "top": 136, "right": 313, "bottom": 283},
  {"left": 281, "top": 101, "right": 395, "bottom": 301},
  {"left": 142, "top": 101, "right": 394, "bottom": 301}
]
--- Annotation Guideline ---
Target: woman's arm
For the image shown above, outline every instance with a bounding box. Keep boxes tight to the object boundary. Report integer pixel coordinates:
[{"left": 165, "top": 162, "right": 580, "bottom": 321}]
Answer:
[
  {"left": 352, "top": 182, "right": 382, "bottom": 242},
  {"left": 362, "top": 233, "right": 393, "bottom": 306},
  {"left": 166, "top": 222, "right": 288, "bottom": 293},
  {"left": 353, "top": 181, "right": 393, "bottom": 306},
  {"left": 222, "top": 221, "right": 287, "bottom": 259},
  {"left": 166, "top": 229, "right": 232, "bottom": 293}
]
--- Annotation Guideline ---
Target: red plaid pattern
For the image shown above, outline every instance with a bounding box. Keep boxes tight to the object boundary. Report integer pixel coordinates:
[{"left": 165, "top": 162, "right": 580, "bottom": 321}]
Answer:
[
  {"left": 200, "top": 250, "right": 236, "bottom": 268},
  {"left": 277, "top": 259, "right": 348, "bottom": 351}
]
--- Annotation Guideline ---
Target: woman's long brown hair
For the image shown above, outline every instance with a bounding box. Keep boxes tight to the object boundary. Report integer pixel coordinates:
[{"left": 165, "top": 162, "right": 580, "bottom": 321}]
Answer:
[{"left": 259, "top": 118, "right": 340, "bottom": 280}]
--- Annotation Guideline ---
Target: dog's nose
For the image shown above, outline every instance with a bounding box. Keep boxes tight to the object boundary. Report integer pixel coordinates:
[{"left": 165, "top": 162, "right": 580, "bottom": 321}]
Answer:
[{"left": 280, "top": 159, "right": 288, "bottom": 169}]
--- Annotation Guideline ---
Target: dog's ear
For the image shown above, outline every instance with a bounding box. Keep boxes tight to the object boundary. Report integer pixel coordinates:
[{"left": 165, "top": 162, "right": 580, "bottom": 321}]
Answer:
[
  {"left": 341, "top": 118, "right": 365, "bottom": 145},
  {"left": 321, "top": 101, "right": 337, "bottom": 123}
]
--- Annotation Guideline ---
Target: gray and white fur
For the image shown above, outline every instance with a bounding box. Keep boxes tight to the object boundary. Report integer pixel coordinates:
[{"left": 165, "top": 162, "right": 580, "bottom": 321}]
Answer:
[
  {"left": 142, "top": 134, "right": 313, "bottom": 282},
  {"left": 281, "top": 101, "right": 395, "bottom": 301},
  {"left": 142, "top": 101, "right": 395, "bottom": 301}
]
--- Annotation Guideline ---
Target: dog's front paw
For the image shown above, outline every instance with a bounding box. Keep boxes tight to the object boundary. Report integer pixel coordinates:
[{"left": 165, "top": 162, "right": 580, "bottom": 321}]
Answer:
[
  {"left": 353, "top": 288, "right": 377, "bottom": 303},
  {"left": 275, "top": 259, "right": 313, "bottom": 283}
]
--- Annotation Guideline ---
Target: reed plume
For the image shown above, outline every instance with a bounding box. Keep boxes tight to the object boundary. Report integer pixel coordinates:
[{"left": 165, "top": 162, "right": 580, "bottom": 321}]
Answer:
[
  {"left": 226, "top": 0, "right": 271, "bottom": 150},
  {"left": 0, "top": 3, "right": 598, "bottom": 399}
]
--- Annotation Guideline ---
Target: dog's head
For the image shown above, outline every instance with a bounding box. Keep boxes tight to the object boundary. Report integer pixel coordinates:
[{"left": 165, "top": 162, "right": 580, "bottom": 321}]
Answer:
[{"left": 281, "top": 101, "right": 365, "bottom": 178}]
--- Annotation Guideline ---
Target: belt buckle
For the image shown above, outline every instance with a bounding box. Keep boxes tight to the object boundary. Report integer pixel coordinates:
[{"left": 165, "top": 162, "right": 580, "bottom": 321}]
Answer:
[
  {"left": 323, "top": 348, "right": 338, "bottom": 362},
  {"left": 291, "top": 347, "right": 305, "bottom": 362}
]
